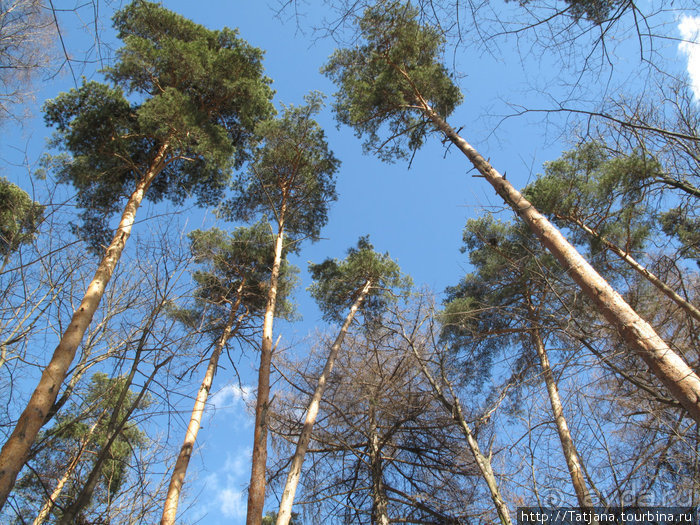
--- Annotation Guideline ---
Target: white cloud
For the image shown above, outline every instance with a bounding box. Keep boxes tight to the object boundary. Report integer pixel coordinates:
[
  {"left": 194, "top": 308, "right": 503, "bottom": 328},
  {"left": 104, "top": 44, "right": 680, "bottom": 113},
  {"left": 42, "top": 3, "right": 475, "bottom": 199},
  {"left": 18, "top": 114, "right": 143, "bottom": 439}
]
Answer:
[
  {"left": 218, "top": 487, "right": 247, "bottom": 519},
  {"left": 678, "top": 15, "right": 700, "bottom": 100},
  {"left": 195, "top": 448, "right": 252, "bottom": 522},
  {"left": 208, "top": 383, "right": 255, "bottom": 414}
]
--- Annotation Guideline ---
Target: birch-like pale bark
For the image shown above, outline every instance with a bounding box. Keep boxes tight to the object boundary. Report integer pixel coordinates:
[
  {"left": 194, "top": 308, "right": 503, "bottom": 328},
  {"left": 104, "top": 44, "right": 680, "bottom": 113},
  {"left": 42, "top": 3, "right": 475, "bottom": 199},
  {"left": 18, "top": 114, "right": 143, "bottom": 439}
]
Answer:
[
  {"left": 276, "top": 280, "right": 372, "bottom": 525},
  {"left": 557, "top": 213, "right": 700, "bottom": 323},
  {"left": 161, "top": 284, "right": 245, "bottom": 525},
  {"left": 0, "top": 142, "right": 170, "bottom": 510},
  {"left": 406, "top": 339, "right": 512, "bottom": 525},
  {"left": 529, "top": 322, "right": 594, "bottom": 509},
  {"left": 32, "top": 418, "right": 101, "bottom": 525},
  {"left": 368, "top": 399, "right": 390, "bottom": 525},
  {"left": 413, "top": 99, "right": 700, "bottom": 424},
  {"left": 247, "top": 210, "right": 286, "bottom": 525}
]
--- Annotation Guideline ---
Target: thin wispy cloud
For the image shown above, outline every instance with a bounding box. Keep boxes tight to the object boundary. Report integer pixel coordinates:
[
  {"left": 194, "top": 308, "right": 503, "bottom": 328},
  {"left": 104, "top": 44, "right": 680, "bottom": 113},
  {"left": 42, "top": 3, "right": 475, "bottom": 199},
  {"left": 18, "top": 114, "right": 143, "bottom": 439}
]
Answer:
[
  {"left": 196, "top": 448, "right": 252, "bottom": 523},
  {"left": 678, "top": 15, "right": 700, "bottom": 100},
  {"left": 208, "top": 383, "right": 254, "bottom": 413}
]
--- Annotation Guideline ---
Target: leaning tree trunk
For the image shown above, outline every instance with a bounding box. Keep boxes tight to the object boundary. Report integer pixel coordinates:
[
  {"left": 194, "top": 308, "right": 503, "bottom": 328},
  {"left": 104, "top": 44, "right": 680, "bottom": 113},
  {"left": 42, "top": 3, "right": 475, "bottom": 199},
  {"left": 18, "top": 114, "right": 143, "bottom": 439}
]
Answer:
[
  {"left": 528, "top": 313, "right": 594, "bottom": 510},
  {"left": 161, "top": 284, "right": 245, "bottom": 525},
  {"left": 406, "top": 338, "right": 512, "bottom": 525},
  {"left": 413, "top": 98, "right": 700, "bottom": 424},
  {"left": 247, "top": 208, "right": 286, "bottom": 525},
  {"left": 32, "top": 417, "right": 102, "bottom": 525},
  {"left": 0, "top": 142, "right": 170, "bottom": 510},
  {"left": 276, "top": 280, "right": 372, "bottom": 525},
  {"left": 557, "top": 213, "right": 700, "bottom": 323}
]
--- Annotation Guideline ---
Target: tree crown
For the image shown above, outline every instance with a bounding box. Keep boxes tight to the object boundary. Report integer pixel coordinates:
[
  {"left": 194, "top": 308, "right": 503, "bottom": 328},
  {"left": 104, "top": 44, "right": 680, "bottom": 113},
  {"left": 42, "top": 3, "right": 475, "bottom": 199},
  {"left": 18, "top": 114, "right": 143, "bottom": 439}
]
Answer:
[
  {"left": 178, "top": 223, "right": 298, "bottom": 331},
  {"left": 221, "top": 92, "right": 339, "bottom": 244},
  {"left": 43, "top": 1, "right": 274, "bottom": 249},
  {"left": 524, "top": 142, "right": 658, "bottom": 255},
  {"left": 309, "top": 236, "right": 410, "bottom": 323},
  {"left": 323, "top": 1, "right": 462, "bottom": 162},
  {"left": 0, "top": 177, "right": 43, "bottom": 257}
]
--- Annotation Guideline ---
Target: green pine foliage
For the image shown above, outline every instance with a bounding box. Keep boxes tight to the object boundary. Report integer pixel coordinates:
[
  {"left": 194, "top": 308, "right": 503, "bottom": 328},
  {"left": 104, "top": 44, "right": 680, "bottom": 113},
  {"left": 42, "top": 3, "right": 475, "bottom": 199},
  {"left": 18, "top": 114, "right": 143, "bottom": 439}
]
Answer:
[
  {"left": 42, "top": 1, "right": 274, "bottom": 250},
  {"left": 309, "top": 236, "right": 410, "bottom": 323},
  {"left": 177, "top": 223, "right": 298, "bottom": 332},
  {"left": 441, "top": 216, "right": 562, "bottom": 388},
  {"left": 323, "top": 2, "right": 462, "bottom": 162},
  {"left": 506, "top": 0, "right": 623, "bottom": 24},
  {"left": 13, "top": 373, "right": 149, "bottom": 523},
  {"left": 524, "top": 142, "right": 658, "bottom": 256},
  {"left": 221, "top": 92, "right": 339, "bottom": 244},
  {"left": 0, "top": 177, "right": 43, "bottom": 257},
  {"left": 660, "top": 207, "right": 699, "bottom": 265}
]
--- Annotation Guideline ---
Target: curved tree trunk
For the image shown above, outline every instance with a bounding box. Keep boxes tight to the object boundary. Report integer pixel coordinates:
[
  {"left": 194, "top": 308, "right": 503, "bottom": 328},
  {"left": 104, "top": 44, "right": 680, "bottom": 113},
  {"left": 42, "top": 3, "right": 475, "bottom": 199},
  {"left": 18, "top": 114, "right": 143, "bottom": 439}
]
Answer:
[
  {"left": 161, "top": 284, "right": 245, "bottom": 525},
  {"left": 557, "top": 213, "right": 700, "bottom": 323},
  {"left": 247, "top": 211, "right": 286, "bottom": 525},
  {"left": 417, "top": 101, "right": 700, "bottom": 424},
  {"left": 0, "top": 142, "right": 170, "bottom": 510},
  {"left": 276, "top": 280, "right": 372, "bottom": 525}
]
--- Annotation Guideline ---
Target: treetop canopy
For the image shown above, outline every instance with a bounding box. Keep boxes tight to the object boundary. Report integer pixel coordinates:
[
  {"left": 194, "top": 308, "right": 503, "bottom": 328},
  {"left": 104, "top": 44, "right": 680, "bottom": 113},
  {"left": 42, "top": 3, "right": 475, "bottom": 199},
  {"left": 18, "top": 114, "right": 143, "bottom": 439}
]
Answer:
[
  {"left": 43, "top": 0, "right": 274, "bottom": 249},
  {"left": 323, "top": 1, "right": 462, "bottom": 162},
  {"left": 186, "top": 223, "right": 298, "bottom": 327},
  {"left": 524, "top": 142, "right": 658, "bottom": 254},
  {"left": 221, "top": 92, "right": 339, "bottom": 244},
  {"left": 0, "top": 177, "right": 44, "bottom": 258},
  {"left": 309, "top": 235, "right": 410, "bottom": 323}
]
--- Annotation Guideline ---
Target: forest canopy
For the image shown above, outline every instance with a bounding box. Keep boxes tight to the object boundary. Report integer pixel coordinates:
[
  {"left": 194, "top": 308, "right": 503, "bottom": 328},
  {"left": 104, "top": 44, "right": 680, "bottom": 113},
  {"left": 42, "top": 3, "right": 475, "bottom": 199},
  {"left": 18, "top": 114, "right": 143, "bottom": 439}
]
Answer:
[{"left": 0, "top": 0, "right": 698, "bottom": 524}]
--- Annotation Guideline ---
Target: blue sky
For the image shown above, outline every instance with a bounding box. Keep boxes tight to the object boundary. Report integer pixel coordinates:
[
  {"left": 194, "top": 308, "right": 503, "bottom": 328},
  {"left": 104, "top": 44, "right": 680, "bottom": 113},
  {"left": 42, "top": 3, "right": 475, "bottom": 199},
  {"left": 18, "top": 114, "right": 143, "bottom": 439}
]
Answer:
[{"left": 1, "top": 1, "right": 699, "bottom": 523}]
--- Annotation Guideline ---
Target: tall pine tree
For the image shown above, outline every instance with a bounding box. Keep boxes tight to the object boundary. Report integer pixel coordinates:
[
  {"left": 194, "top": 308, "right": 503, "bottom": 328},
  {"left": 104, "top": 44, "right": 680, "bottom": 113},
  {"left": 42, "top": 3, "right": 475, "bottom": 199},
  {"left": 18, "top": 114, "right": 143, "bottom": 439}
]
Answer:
[{"left": 0, "top": 2, "right": 274, "bottom": 508}]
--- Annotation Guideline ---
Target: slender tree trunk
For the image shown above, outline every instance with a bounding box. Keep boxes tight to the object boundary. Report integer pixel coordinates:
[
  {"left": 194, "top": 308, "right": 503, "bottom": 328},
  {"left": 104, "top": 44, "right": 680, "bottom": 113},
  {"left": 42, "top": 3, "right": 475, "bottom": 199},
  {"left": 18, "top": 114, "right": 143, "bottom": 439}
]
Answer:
[
  {"left": 247, "top": 213, "right": 286, "bottom": 525},
  {"left": 368, "top": 399, "right": 390, "bottom": 525},
  {"left": 529, "top": 322, "right": 594, "bottom": 509},
  {"left": 406, "top": 340, "right": 512, "bottom": 525},
  {"left": 276, "top": 280, "right": 372, "bottom": 525},
  {"left": 58, "top": 356, "right": 170, "bottom": 525},
  {"left": 416, "top": 102, "right": 700, "bottom": 424},
  {"left": 0, "top": 142, "right": 170, "bottom": 510},
  {"left": 32, "top": 418, "right": 101, "bottom": 525},
  {"left": 557, "top": 213, "right": 700, "bottom": 323},
  {"left": 161, "top": 284, "right": 245, "bottom": 525}
]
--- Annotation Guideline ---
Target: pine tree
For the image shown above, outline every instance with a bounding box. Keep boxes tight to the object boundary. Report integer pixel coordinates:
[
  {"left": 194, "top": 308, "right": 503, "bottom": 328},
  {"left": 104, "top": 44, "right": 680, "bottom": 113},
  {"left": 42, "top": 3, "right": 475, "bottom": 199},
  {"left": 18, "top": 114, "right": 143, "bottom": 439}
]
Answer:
[
  {"left": 0, "top": 177, "right": 43, "bottom": 270},
  {"left": 323, "top": 1, "right": 700, "bottom": 424},
  {"left": 14, "top": 373, "right": 149, "bottom": 524},
  {"left": 524, "top": 142, "right": 700, "bottom": 322},
  {"left": 221, "top": 93, "right": 339, "bottom": 525},
  {"left": 161, "top": 223, "right": 297, "bottom": 525},
  {"left": 0, "top": 1, "right": 274, "bottom": 508},
  {"left": 443, "top": 216, "right": 595, "bottom": 509},
  {"left": 276, "top": 237, "right": 407, "bottom": 525}
]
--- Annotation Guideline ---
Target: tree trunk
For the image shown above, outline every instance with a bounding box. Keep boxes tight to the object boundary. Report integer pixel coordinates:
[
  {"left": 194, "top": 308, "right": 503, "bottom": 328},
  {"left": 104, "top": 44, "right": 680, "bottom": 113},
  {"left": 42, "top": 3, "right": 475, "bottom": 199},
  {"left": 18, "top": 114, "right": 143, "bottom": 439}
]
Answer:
[
  {"left": 368, "top": 399, "right": 390, "bottom": 525},
  {"left": 276, "top": 280, "right": 372, "bottom": 525},
  {"left": 161, "top": 284, "right": 245, "bottom": 525},
  {"left": 58, "top": 356, "right": 169, "bottom": 525},
  {"left": 557, "top": 213, "right": 700, "bottom": 323},
  {"left": 418, "top": 103, "right": 700, "bottom": 424},
  {"left": 32, "top": 418, "right": 101, "bottom": 525},
  {"left": 529, "top": 322, "right": 594, "bottom": 509},
  {"left": 407, "top": 341, "right": 512, "bottom": 525},
  {"left": 0, "top": 142, "right": 170, "bottom": 510},
  {"left": 247, "top": 214, "right": 286, "bottom": 525}
]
